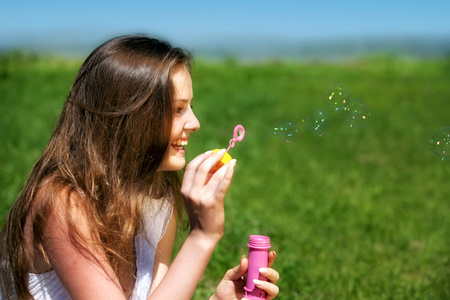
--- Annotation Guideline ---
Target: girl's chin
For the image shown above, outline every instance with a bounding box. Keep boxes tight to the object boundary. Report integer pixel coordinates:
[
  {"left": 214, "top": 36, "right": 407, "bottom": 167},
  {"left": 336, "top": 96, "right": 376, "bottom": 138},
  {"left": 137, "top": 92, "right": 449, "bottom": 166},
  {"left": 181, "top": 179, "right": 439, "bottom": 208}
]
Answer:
[{"left": 159, "top": 157, "right": 186, "bottom": 171}]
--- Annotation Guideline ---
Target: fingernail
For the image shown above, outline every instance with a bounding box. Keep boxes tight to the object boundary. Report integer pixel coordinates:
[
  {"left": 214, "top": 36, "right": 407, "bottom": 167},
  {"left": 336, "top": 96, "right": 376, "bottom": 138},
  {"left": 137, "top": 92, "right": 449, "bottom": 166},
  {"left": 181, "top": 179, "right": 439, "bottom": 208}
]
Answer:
[
  {"left": 253, "top": 279, "right": 264, "bottom": 286},
  {"left": 259, "top": 267, "right": 268, "bottom": 273},
  {"left": 216, "top": 149, "right": 226, "bottom": 154},
  {"left": 204, "top": 150, "right": 213, "bottom": 154}
]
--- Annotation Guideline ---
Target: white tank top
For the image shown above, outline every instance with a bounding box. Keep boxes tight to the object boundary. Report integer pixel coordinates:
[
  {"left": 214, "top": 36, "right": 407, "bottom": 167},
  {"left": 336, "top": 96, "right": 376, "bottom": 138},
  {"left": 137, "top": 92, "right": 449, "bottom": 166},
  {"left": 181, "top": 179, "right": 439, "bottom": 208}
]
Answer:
[{"left": 26, "top": 198, "right": 173, "bottom": 300}]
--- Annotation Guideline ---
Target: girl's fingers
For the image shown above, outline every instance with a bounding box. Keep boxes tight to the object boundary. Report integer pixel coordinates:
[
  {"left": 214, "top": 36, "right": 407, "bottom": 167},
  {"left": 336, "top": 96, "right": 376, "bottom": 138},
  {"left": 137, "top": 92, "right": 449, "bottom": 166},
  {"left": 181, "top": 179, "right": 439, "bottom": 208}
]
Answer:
[
  {"left": 256, "top": 252, "right": 279, "bottom": 300},
  {"left": 224, "top": 255, "right": 248, "bottom": 281},
  {"left": 182, "top": 149, "right": 226, "bottom": 191},
  {"left": 193, "top": 150, "right": 227, "bottom": 187},
  {"left": 203, "top": 159, "right": 236, "bottom": 197},
  {"left": 259, "top": 267, "right": 280, "bottom": 284},
  {"left": 252, "top": 279, "right": 279, "bottom": 300},
  {"left": 183, "top": 151, "right": 212, "bottom": 182},
  {"left": 268, "top": 251, "right": 276, "bottom": 268}
]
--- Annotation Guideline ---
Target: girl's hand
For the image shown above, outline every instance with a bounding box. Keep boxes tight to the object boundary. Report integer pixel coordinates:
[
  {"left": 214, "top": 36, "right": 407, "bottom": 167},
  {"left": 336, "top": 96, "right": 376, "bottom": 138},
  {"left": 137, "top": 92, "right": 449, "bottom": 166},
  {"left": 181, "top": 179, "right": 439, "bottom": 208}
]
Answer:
[
  {"left": 181, "top": 149, "right": 236, "bottom": 243},
  {"left": 211, "top": 251, "right": 279, "bottom": 300}
]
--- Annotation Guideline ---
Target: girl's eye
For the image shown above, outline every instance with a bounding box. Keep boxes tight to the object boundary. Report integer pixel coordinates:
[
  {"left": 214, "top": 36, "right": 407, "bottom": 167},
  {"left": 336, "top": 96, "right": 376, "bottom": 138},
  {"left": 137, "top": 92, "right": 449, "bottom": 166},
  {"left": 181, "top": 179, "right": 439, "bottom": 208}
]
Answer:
[{"left": 176, "top": 105, "right": 193, "bottom": 114}]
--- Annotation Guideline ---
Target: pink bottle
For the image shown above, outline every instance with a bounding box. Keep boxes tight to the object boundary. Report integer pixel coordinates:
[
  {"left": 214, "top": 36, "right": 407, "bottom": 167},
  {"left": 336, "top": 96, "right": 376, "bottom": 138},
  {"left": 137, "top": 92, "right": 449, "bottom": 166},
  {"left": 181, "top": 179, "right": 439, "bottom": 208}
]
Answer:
[{"left": 244, "top": 235, "right": 271, "bottom": 299}]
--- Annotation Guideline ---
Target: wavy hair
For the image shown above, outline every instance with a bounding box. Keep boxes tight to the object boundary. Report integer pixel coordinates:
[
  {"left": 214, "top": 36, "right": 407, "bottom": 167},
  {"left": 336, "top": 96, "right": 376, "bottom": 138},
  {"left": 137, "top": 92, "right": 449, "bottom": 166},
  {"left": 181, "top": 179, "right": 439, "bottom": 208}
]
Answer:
[{"left": 0, "top": 35, "right": 192, "bottom": 299}]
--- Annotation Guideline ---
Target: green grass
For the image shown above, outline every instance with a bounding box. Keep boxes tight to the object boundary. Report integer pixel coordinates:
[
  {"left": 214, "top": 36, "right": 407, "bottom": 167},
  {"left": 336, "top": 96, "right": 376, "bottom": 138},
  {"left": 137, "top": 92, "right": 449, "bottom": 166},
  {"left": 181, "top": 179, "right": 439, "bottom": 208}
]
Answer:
[{"left": 1, "top": 52, "right": 449, "bottom": 299}]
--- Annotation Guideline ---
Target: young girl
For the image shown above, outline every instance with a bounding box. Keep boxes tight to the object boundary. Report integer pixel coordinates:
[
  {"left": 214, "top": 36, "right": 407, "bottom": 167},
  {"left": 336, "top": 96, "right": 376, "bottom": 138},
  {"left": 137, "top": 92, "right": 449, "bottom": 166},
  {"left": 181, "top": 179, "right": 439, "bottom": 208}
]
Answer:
[{"left": 0, "top": 35, "right": 279, "bottom": 299}]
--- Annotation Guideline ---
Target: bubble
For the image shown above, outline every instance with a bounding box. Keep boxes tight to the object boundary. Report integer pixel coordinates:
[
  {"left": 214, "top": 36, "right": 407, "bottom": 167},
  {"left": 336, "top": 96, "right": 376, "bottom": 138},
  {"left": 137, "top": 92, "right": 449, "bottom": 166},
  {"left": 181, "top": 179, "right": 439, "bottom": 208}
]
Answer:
[
  {"left": 343, "top": 99, "right": 371, "bottom": 128},
  {"left": 430, "top": 127, "right": 450, "bottom": 161},
  {"left": 271, "top": 120, "right": 299, "bottom": 143},
  {"left": 325, "top": 84, "right": 350, "bottom": 111},
  {"left": 307, "top": 109, "right": 332, "bottom": 136}
]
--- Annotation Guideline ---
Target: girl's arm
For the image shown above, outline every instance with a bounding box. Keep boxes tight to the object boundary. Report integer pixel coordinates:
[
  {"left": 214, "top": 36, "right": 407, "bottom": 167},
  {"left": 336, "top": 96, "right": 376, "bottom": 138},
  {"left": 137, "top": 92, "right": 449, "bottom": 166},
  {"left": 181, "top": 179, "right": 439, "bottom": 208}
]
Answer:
[
  {"left": 149, "top": 211, "right": 177, "bottom": 294},
  {"left": 148, "top": 150, "right": 236, "bottom": 299}
]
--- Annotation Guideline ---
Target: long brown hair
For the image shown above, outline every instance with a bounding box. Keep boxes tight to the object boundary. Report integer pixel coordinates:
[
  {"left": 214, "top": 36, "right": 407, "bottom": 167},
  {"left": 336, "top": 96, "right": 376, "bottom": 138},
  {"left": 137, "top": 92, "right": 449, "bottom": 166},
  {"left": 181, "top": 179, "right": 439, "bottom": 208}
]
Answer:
[{"left": 0, "top": 35, "right": 192, "bottom": 299}]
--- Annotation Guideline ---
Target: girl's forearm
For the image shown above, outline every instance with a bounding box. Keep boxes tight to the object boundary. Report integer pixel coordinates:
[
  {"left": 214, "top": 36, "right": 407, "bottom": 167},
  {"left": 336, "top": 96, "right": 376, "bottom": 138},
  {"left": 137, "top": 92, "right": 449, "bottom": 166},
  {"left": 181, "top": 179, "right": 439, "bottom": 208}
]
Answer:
[{"left": 148, "top": 230, "right": 219, "bottom": 300}]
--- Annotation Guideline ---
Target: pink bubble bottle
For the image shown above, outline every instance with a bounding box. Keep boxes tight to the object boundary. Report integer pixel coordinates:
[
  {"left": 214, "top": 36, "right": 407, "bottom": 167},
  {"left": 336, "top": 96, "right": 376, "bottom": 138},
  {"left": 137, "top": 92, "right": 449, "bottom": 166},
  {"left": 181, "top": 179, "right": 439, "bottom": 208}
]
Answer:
[{"left": 244, "top": 235, "right": 271, "bottom": 299}]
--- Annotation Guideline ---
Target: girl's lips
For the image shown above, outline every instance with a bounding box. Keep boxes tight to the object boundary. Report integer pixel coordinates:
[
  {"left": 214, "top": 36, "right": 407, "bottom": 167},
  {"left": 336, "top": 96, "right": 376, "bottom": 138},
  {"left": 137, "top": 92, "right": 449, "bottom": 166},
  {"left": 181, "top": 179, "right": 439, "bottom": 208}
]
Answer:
[{"left": 171, "top": 138, "right": 188, "bottom": 150}]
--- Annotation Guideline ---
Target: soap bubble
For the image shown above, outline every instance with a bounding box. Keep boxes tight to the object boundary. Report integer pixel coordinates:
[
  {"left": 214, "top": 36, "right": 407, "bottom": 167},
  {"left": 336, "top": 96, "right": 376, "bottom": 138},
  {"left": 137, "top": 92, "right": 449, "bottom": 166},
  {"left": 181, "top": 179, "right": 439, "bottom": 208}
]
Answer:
[
  {"left": 430, "top": 127, "right": 450, "bottom": 161},
  {"left": 264, "top": 84, "right": 371, "bottom": 143},
  {"left": 307, "top": 109, "right": 332, "bottom": 136},
  {"left": 271, "top": 120, "right": 299, "bottom": 143},
  {"left": 325, "top": 84, "right": 350, "bottom": 111},
  {"left": 343, "top": 99, "right": 371, "bottom": 128}
]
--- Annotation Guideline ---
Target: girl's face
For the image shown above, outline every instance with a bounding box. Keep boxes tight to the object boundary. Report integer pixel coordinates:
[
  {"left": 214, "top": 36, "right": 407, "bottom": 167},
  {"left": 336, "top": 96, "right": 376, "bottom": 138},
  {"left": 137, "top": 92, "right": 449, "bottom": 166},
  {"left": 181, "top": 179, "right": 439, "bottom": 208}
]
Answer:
[{"left": 159, "top": 65, "right": 200, "bottom": 171}]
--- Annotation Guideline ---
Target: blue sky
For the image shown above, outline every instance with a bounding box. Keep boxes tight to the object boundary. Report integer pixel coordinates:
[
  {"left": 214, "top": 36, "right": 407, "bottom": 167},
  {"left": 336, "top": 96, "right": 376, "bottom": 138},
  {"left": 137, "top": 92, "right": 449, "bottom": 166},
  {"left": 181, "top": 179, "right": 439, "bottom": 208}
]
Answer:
[{"left": 1, "top": 0, "right": 450, "bottom": 55}]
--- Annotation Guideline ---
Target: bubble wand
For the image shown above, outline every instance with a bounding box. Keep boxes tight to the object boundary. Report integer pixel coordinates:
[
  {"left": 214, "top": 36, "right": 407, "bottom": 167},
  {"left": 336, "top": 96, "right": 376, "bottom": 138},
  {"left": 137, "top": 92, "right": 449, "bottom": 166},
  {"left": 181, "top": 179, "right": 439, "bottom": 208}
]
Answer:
[
  {"left": 226, "top": 124, "right": 245, "bottom": 152},
  {"left": 210, "top": 124, "right": 245, "bottom": 173}
]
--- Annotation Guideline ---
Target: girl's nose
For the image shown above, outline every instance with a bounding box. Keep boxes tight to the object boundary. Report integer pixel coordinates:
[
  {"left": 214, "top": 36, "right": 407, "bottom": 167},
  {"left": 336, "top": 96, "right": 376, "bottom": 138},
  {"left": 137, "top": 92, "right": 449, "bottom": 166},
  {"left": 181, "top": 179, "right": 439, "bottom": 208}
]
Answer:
[{"left": 186, "top": 110, "right": 200, "bottom": 132}]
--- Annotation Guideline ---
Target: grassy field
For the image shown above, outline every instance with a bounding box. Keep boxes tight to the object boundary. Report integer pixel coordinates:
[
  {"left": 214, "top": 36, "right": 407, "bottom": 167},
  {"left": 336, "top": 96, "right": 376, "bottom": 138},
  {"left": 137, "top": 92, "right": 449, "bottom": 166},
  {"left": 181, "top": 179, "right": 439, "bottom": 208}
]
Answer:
[{"left": 1, "top": 52, "right": 449, "bottom": 299}]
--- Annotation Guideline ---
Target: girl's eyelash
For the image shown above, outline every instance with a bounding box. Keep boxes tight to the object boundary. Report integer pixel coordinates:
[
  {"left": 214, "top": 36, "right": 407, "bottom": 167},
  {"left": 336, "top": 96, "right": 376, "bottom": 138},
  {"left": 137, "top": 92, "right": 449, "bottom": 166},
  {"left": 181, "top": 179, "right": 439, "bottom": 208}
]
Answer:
[{"left": 176, "top": 105, "right": 193, "bottom": 113}]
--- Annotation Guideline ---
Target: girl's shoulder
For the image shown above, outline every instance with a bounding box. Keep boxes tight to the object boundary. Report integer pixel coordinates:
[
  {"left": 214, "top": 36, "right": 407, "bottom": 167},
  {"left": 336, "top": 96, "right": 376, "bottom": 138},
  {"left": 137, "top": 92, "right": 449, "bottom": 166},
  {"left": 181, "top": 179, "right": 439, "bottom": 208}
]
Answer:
[{"left": 25, "top": 178, "right": 88, "bottom": 273}]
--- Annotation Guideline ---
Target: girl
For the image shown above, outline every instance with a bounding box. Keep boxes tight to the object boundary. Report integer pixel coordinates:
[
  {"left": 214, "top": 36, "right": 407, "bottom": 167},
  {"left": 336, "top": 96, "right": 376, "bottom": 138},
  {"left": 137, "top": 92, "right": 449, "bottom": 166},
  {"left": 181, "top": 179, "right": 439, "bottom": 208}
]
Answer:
[{"left": 0, "top": 35, "right": 279, "bottom": 299}]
